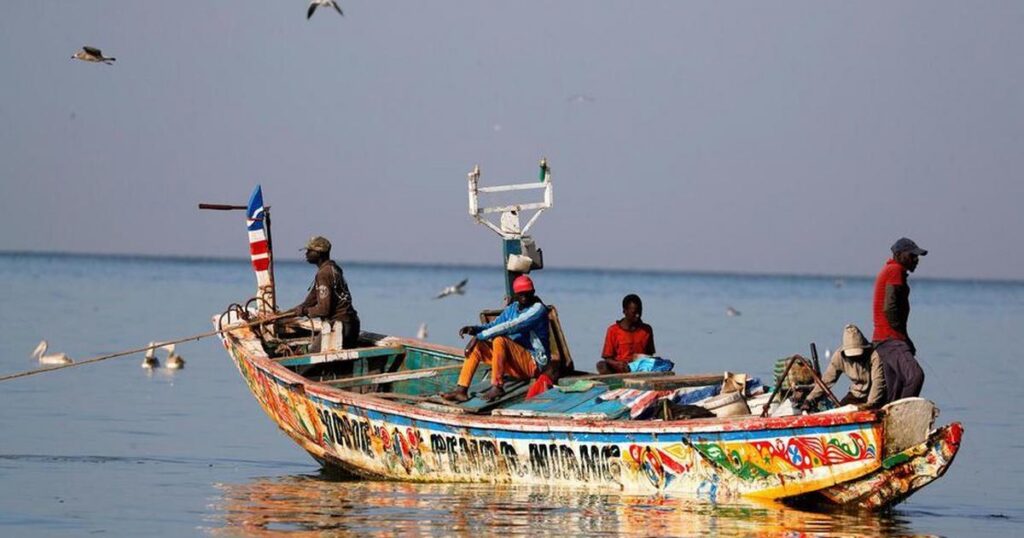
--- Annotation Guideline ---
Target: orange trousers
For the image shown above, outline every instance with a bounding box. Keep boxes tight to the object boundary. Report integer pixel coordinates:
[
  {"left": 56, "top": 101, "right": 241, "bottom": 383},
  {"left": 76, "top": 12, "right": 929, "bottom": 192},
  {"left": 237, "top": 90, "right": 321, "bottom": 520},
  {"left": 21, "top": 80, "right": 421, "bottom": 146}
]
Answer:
[{"left": 458, "top": 336, "right": 537, "bottom": 387}]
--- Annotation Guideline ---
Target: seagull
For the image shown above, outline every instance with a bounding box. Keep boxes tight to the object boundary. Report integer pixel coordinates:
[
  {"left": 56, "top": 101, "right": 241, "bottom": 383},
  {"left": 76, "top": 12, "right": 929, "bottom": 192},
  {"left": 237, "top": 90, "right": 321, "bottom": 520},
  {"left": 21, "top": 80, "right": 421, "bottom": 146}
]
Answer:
[
  {"left": 434, "top": 278, "right": 468, "bottom": 300},
  {"left": 725, "top": 306, "right": 741, "bottom": 317},
  {"left": 72, "top": 46, "right": 115, "bottom": 65},
  {"left": 307, "top": 0, "right": 343, "bottom": 19},
  {"left": 416, "top": 323, "right": 429, "bottom": 340},
  {"left": 163, "top": 343, "right": 185, "bottom": 370},
  {"left": 31, "top": 340, "right": 73, "bottom": 365},
  {"left": 142, "top": 342, "right": 160, "bottom": 369}
]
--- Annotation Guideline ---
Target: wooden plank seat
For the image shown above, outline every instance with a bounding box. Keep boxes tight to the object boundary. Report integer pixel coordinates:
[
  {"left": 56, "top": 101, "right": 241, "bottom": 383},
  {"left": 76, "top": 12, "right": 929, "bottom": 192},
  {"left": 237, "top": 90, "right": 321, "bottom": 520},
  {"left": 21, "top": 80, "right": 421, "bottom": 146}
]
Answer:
[{"left": 274, "top": 345, "right": 403, "bottom": 367}]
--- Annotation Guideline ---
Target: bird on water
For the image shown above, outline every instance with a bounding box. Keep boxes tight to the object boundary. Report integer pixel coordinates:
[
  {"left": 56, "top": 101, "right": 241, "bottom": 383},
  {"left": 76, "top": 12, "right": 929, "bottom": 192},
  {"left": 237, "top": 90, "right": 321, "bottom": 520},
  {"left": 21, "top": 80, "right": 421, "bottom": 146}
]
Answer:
[
  {"left": 142, "top": 343, "right": 160, "bottom": 369},
  {"left": 32, "top": 340, "right": 73, "bottom": 365},
  {"left": 164, "top": 344, "right": 185, "bottom": 370}
]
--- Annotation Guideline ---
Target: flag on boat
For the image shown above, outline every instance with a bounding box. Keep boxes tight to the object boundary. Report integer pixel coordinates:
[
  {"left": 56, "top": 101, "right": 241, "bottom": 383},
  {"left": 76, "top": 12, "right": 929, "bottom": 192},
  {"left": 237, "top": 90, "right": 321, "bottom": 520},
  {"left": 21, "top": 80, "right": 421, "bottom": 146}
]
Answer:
[
  {"left": 247, "top": 185, "right": 270, "bottom": 272},
  {"left": 245, "top": 185, "right": 276, "bottom": 312}
]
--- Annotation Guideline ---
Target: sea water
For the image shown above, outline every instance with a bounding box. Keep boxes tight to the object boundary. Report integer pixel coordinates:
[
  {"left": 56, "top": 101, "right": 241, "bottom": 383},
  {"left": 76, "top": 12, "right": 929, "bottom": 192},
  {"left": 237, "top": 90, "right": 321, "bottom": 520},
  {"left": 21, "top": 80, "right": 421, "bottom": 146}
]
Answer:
[{"left": 0, "top": 253, "right": 1021, "bottom": 536}]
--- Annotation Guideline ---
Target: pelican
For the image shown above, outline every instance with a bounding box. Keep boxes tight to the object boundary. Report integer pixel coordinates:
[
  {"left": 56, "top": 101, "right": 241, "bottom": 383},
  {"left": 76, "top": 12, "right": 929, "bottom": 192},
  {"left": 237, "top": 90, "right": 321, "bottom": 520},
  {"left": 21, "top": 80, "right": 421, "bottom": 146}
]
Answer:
[
  {"left": 434, "top": 278, "right": 468, "bottom": 299},
  {"left": 72, "top": 46, "right": 115, "bottom": 65},
  {"left": 163, "top": 343, "right": 185, "bottom": 370},
  {"left": 31, "top": 340, "right": 73, "bottom": 365},
  {"left": 142, "top": 342, "right": 160, "bottom": 369},
  {"left": 416, "top": 323, "right": 429, "bottom": 340},
  {"left": 725, "top": 306, "right": 741, "bottom": 317},
  {"left": 307, "top": 0, "right": 343, "bottom": 19}
]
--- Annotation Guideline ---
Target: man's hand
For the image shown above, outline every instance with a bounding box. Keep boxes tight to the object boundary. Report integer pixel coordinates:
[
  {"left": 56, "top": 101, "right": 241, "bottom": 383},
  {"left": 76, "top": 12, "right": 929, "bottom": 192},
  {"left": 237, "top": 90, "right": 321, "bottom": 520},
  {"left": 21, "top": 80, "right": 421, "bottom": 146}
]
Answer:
[
  {"left": 459, "top": 325, "right": 480, "bottom": 338},
  {"left": 464, "top": 336, "right": 478, "bottom": 356},
  {"left": 798, "top": 399, "right": 816, "bottom": 413}
]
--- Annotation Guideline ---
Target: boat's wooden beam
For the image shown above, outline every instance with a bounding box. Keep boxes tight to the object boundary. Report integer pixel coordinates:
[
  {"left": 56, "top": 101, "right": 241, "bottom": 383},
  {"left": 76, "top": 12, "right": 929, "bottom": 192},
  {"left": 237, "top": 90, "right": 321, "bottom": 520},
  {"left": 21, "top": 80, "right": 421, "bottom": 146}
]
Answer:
[
  {"left": 557, "top": 371, "right": 670, "bottom": 385},
  {"left": 274, "top": 345, "right": 403, "bottom": 367},
  {"left": 322, "top": 364, "right": 464, "bottom": 388},
  {"left": 623, "top": 373, "right": 724, "bottom": 390}
]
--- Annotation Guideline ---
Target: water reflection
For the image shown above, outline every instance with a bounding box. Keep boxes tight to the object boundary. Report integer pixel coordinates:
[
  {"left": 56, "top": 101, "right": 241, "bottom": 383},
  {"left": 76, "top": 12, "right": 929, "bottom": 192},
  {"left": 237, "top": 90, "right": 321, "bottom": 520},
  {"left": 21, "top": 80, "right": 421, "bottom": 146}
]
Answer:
[{"left": 209, "top": 472, "right": 928, "bottom": 537}]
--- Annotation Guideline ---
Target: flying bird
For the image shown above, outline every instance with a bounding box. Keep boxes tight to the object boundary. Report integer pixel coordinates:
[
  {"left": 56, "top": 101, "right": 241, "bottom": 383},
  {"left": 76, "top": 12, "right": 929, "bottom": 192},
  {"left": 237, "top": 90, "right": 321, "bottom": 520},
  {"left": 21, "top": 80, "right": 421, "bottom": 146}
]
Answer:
[
  {"left": 434, "top": 278, "right": 468, "bottom": 299},
  {"left": 164, "top": 343, "right": 185, "bottom": 370},
  {"left": 308, "top": 0, "right": 344, "bottom": 19},
  {"left": 416, "top": 323, "right": 429, "bottom": 340},
  {"left": 566, "top": 94, "right": 595, "bottom": 104},
  {"left": 32, "top": 340, "right": 73, "bottom": 365},
  {"left": 72, "top": 46, "right": 115, "bottom": 65},
  {"left": 725, "top": 306, "right": 742, "bottom": 317}
]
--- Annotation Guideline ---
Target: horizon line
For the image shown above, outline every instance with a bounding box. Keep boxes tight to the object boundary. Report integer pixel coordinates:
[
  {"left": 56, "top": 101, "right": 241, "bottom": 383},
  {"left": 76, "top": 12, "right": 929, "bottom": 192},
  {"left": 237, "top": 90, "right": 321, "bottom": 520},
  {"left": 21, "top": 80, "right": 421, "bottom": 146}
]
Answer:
[{"left": 1, "top": 249, "right": 1020, "bottom": 285}]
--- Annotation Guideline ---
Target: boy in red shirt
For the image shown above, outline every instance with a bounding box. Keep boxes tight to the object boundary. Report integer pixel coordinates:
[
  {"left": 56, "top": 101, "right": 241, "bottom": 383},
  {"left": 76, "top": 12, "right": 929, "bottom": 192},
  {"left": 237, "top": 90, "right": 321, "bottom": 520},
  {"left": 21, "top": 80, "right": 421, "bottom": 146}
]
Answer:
[{"left": 597, "top": 294, "right": 656, "bottom": 374}]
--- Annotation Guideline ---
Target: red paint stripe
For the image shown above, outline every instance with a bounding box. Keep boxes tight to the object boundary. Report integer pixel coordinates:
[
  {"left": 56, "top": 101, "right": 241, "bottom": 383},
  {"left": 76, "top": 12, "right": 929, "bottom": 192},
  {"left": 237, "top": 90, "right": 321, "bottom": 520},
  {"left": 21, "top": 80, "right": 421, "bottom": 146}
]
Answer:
[
  {"left": 252, "top": 258, "right": 270, "bottom": 271},
  {"left": 250, "top": 240, "right": 269, "bottom": 256}
]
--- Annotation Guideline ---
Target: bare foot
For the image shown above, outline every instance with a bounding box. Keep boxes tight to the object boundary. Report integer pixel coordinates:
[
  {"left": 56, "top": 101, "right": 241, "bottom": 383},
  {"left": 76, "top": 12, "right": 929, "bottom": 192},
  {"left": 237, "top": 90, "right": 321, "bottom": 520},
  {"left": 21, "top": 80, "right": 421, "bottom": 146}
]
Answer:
[
  {"left": 480, "top": 385, "right": 505, "bottom": 402},
  {"left": 440, "top": 386, "right": 470, "bottom": 403}
]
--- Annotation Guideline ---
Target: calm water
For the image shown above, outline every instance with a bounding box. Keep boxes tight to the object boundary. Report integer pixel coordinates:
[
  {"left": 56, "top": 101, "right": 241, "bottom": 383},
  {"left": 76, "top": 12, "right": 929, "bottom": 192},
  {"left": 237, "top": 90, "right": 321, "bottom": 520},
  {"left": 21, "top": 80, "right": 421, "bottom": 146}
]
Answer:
[{"left": 0, "top": 252, "right": 1021, "bottom": 536}]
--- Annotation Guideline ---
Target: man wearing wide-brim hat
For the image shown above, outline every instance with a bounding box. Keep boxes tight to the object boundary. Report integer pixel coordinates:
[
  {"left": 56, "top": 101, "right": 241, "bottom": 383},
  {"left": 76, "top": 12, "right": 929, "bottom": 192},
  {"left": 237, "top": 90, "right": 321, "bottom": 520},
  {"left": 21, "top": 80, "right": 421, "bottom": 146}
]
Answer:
[
  {"left": 801, "top": 324, "right": 887, "bottom": 411},
  {"left": 290, "top": 236, "right": 360, "bottom": 351}
]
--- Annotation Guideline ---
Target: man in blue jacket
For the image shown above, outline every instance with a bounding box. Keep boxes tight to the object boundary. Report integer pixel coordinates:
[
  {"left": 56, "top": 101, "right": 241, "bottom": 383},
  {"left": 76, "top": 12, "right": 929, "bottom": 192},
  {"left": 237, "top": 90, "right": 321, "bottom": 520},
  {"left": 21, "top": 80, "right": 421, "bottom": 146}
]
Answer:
[{"left": 441, "top": 275, "right": 550, "bottom": 403}]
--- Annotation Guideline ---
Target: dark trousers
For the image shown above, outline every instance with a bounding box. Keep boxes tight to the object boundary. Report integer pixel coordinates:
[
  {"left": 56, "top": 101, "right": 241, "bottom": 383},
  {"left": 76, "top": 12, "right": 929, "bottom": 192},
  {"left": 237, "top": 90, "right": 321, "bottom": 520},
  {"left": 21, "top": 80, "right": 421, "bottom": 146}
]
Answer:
[
  {"left": 875, "top": 339, "right": 925, "bottom": 403},
  {"left": 340, "top": 317, "right": 361, "bottom": 349}
]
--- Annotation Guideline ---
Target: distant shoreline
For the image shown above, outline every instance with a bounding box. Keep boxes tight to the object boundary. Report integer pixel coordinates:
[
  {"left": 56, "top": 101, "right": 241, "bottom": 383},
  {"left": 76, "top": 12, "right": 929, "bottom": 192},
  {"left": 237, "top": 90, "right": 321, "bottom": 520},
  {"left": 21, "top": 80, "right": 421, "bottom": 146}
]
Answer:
[{"left": 3, "top": 249, "right": 1020, "bottom": 286}]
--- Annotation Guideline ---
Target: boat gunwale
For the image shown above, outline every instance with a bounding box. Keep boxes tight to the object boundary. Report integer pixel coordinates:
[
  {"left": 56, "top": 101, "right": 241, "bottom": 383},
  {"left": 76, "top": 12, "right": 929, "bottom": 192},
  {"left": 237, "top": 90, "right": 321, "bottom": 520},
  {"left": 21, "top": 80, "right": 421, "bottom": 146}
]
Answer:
[{"left": 223, "top": 326, "right": 882, "bottom": 435}]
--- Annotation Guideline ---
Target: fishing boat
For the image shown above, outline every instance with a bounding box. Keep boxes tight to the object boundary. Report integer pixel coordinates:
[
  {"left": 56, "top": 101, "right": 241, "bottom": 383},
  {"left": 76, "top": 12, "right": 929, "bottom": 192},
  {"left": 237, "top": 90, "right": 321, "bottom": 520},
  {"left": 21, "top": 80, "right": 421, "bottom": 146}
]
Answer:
[{"left": 211, "top": 162, "right": 962, "bottom": 510}]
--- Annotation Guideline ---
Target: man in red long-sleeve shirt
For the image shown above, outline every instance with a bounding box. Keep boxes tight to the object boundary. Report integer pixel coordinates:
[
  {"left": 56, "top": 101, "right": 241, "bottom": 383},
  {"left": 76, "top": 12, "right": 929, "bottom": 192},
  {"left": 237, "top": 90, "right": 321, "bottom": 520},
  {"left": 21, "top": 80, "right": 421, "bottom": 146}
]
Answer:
[{"left": 872, "top": 237, "right": 927, "bottom": 402}]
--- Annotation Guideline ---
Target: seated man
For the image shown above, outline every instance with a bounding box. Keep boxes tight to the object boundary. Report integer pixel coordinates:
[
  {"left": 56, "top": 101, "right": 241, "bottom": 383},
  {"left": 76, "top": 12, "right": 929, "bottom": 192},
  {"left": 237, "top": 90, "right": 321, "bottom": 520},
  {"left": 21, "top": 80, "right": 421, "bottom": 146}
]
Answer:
[
  {"left": 800, "top": 324, "right": 887, "bottom": 412},
  {"left": 441, "top": 275, "right": 550, "bottom": 403},
  {"left": 596, "top": 294, "right": 655, "bottom": 374},
  {"left": 290, "top": 236, "right": 360, "bottom": 352}
]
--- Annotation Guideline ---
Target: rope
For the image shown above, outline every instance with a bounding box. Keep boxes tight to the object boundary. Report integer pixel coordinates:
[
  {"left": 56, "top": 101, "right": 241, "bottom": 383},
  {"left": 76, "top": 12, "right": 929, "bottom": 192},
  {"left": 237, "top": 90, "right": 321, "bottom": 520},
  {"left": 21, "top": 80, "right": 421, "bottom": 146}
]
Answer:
[{"left": 0, "top": 312, "right": 293, "bottom": 383}]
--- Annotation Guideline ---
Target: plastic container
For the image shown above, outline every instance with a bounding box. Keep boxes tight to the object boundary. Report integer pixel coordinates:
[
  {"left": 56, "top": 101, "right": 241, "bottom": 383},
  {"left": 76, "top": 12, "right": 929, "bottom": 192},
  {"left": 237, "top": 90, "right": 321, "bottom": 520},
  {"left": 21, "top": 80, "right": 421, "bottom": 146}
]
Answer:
[{"left": 701, "top": 391, "right": 751, "bottom": 417}]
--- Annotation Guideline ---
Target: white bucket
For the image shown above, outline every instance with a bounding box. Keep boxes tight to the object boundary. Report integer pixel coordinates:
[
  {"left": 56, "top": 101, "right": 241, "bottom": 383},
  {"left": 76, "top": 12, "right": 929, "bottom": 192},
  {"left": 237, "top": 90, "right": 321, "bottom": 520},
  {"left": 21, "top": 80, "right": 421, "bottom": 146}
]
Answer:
[{"left": 702, "top": 391, "right": 751, "bottom": 417}]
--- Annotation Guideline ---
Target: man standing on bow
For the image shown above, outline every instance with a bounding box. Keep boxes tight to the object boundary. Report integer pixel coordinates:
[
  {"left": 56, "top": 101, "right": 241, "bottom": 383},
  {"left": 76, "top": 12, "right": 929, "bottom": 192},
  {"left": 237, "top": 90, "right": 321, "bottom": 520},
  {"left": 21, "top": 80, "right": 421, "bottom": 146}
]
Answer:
[
  {"left": 442, "top": 275, "right": 550, "bottom": 403},
  {"left": 872, "top": 237, "right": 927, "bottom": 401},
  {"left": 292, "top": 236, "right": 360, "bottom": 351}
]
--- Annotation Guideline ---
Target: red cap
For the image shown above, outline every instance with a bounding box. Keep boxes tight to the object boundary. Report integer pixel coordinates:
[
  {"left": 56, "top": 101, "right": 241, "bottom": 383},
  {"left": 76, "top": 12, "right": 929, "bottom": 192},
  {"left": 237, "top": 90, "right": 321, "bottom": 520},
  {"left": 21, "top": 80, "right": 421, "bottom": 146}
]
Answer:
[{"left": 512, "top": 275, "right": 535, "bottom": 294}]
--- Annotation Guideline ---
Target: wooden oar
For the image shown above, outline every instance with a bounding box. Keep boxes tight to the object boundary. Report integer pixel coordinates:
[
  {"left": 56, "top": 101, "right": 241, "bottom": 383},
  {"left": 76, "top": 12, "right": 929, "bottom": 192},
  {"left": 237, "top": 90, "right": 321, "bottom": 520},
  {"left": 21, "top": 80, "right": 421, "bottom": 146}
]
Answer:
[{"left": 0, "top": 312, "right": 294, "bottom": 383}]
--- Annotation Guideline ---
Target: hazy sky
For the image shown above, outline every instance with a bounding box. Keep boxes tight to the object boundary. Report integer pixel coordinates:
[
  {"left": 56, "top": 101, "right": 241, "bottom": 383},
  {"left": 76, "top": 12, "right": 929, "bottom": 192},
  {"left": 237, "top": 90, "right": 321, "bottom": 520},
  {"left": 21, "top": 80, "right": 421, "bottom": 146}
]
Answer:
[{"left": 1, "top": 2, "right": 1021, "bottom": 280}]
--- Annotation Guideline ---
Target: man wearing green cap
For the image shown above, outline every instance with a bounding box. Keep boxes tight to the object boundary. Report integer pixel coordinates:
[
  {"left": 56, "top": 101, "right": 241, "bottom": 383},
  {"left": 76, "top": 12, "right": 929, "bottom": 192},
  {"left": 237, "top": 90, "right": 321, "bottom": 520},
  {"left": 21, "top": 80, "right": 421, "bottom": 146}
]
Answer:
[{"left": 291, "top": 236, "right": 360, "bottom": 351}]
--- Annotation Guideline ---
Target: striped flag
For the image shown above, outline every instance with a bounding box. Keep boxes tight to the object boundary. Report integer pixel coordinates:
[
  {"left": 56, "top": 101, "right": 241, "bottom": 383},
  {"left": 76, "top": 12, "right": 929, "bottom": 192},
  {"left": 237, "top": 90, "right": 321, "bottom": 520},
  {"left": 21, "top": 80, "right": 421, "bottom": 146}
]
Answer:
[
  {"left": 247, "top": 185, "right": 270, "bottom": 272},
  {"left": 246, "top": 185, "right": 276, "bottom": 311}
]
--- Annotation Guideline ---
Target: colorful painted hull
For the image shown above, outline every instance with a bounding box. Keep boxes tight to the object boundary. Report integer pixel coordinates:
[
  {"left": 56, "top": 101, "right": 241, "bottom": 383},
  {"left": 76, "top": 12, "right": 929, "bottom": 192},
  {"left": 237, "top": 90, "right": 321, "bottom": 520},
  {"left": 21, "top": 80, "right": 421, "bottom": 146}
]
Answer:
[{"left": 219, "top": 323, "right": 962, "bottom": 509}]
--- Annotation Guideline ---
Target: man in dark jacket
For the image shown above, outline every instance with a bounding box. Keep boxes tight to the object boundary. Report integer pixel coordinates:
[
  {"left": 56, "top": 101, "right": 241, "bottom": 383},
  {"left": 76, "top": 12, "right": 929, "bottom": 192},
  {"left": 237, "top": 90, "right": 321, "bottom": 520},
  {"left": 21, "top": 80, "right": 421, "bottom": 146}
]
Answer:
[
  {"left": 872, "top": 237, "right": 927, "bottom": 401},
  {"left": 292, "top": 236, "right": 360, "bottom": 351}
]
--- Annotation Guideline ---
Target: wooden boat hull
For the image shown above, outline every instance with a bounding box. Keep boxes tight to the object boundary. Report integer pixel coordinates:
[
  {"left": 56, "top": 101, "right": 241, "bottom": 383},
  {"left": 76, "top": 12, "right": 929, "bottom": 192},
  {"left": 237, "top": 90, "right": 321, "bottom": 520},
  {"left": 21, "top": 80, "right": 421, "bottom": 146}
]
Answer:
[{"left": 219, "top": 323, "right": 961, "bottom": 510}]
